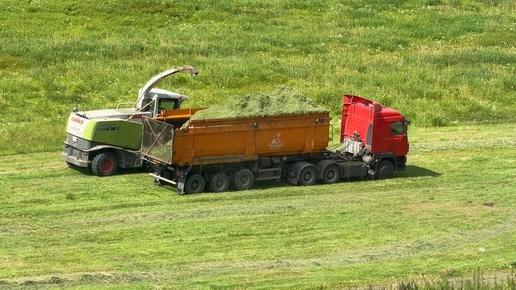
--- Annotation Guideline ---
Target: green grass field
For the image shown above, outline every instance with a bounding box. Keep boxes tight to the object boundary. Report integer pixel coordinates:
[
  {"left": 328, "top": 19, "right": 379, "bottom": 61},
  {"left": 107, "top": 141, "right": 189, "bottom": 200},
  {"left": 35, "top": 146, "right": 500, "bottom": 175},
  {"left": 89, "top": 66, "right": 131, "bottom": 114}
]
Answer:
[
  {"left": 1, "top": 124, "right": 515, "bottom": 289},
  {"left": 1, "top": 0, "right": 515, "bottom": 289}
]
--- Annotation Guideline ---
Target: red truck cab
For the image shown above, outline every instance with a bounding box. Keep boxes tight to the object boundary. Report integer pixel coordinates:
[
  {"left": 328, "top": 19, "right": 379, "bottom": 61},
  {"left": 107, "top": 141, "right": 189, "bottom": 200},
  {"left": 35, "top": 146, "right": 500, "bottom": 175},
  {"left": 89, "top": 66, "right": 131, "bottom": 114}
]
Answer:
[{"left": 340, "top": 95, "right": 410, "bottom": 178}]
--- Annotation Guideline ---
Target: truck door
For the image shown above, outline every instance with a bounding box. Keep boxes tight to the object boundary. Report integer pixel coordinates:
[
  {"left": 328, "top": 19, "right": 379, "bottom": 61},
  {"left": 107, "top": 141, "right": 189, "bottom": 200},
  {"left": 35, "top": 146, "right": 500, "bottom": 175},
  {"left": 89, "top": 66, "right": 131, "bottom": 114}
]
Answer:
[{"left": 387, "top": 120, "right": 409, "bottom": 156}]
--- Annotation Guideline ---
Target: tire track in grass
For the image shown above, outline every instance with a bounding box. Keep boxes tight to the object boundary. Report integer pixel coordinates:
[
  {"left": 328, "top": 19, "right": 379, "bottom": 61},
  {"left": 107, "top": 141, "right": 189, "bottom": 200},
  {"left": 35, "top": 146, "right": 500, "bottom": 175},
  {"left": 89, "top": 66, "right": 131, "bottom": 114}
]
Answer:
[
  {"left": 188, "top": 213, "right": 516, "bottom": 276},
  {"left": 410, "top": 137, "right": 516, "bottom": 153},
  {"left": 409, "top": 123, "right": 516, "bottom": 154}
]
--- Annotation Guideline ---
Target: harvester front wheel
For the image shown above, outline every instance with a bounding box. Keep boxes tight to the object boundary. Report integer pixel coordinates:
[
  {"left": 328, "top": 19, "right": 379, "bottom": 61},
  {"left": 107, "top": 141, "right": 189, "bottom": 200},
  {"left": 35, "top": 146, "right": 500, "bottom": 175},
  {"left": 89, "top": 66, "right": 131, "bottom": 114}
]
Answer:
[
  {"left": 91, "top": 152, "right": 118, "bottom": 176},
  {"left": 184, "top": 173, "right": 205, "bottom": 194}
]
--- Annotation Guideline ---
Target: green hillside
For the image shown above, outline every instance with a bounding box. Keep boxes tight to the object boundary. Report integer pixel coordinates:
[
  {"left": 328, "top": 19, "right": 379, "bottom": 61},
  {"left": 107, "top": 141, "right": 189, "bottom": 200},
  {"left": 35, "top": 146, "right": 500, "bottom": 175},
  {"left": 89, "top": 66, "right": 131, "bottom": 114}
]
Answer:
[
  {"left": 0, "top": 1, "right": 515, "bottom": 289},
  {"left": 1, "top": 0, "right": 515, "bottom": 154}
]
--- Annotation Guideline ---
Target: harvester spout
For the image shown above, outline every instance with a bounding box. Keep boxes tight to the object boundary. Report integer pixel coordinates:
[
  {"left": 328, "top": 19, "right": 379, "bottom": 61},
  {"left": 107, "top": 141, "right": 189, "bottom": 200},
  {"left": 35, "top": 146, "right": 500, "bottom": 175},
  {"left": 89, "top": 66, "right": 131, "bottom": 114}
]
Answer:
[{"left": 135, "top": 65, "right": 198, "bottom": 109}]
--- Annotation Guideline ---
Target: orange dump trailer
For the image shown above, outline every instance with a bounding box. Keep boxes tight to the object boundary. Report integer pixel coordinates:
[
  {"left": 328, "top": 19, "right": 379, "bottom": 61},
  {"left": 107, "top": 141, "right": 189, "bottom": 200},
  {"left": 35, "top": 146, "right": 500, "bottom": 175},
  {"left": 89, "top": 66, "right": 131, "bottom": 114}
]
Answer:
[
  {"left": 171, "top": 112, "right": 330, "bottom": 166},
  {"left": 142, "top": 94, "right": 409, "bottom": 195}
]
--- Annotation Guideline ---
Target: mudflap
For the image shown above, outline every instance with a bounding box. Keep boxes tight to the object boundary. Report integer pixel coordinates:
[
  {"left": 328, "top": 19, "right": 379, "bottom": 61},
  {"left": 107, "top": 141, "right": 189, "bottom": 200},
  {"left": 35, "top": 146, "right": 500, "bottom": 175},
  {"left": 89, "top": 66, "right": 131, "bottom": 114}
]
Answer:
[{"left": 177, "top": 176, "right": 186, "bottom": 195}]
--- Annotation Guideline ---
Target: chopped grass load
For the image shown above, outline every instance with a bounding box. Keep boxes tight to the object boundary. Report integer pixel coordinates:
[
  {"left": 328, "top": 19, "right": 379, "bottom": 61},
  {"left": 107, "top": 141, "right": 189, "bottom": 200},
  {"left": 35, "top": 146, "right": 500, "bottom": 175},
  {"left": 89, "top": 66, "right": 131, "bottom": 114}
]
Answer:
[{"left": 190, "top": 86, "right": 329, "bottom": 121}]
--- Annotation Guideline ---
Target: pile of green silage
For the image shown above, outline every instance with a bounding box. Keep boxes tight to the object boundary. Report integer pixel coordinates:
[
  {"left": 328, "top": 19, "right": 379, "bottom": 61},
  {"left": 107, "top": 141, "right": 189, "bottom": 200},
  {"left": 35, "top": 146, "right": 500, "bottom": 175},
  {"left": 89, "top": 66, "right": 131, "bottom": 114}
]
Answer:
[{"left": 190, "top": 86, "right": 328, "bottom": 121}]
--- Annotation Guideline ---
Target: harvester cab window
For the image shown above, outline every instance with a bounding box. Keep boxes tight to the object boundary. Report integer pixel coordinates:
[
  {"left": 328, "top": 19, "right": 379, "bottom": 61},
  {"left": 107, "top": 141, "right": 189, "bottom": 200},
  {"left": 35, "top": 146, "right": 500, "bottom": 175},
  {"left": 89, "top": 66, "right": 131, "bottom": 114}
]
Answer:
[
  {"left": 391, "top": 121, "right": 404, "bottom": 135},
  {"left": 158, "top": 99, "right": 179, "bottom": 111},
  {"left": 140, "top": 99, "right": 152, "bottom": 112}
]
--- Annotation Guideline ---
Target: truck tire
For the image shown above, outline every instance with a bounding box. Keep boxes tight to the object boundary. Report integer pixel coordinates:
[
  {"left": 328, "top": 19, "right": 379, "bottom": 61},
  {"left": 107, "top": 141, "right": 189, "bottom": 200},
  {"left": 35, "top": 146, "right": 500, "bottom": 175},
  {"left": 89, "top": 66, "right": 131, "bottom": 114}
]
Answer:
[
  {"left": 376, "top": 160, "right": 394, "bottom": 179},
  {"left": 208, "top": 172, "right": 230, "bottom": 193},
  {"left": 321, "top": 163, "right": 340, "bottom": 184},
  {"left": 299, "top": 164, "right": 318, "bottom": 186},
  {"left": 184, "top": 173, "right": 205, "bottom": 194},
  {"left": 231, "top": 169, "right": 254, "bottom": 191},
  {"left": 91, "top": 152, "right": 118, "bottom": 176}
]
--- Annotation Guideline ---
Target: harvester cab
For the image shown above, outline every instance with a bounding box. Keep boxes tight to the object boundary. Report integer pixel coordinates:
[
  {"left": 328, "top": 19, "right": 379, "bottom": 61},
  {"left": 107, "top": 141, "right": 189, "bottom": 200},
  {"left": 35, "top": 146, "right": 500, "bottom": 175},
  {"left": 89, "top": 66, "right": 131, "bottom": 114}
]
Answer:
[{"left": 137, "top": 88, "right": 188, "bottom": 117}]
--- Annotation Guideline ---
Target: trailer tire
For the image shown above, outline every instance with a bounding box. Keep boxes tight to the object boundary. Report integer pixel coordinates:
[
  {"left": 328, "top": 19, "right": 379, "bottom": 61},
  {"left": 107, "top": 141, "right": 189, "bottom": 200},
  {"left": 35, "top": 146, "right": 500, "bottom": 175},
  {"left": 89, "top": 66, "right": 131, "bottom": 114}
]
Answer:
[
  {"left": 231, "top": 169, "right": 254, "bottom": 191},
  {"left": 91, "top": 152, "right": 118, "bottom": 176},
  {"left": 299, "top": 164, "right": 318, "bottom": 186},
  {"left": 376, "top": 160, "right": 394, "bottom": 179},
  {"left": 321, "top": 163, "right": 340, "bottom": 184},
  {"left": 184, "top": 173, "right": 205, "bottom": 194},
  {"left": 208, "top": 172, "right": 230, "bottom": 193}
]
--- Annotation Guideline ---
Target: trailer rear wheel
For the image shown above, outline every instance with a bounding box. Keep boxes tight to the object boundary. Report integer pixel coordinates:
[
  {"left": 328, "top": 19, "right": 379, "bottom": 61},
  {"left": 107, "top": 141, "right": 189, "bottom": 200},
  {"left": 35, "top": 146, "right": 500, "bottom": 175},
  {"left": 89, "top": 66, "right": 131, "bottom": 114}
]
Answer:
[
  {"left": 185, "top": 173, "right": 205, "bottom": 194},
  {"left": 231, "top": 169, "right": 254, "bottom": 191},
  {"left": 208, "top": 172, "right": 230, "bottom": 193},
  {"left": 321, "top": 164, "right": 340, "bottom": 184},
  {"left": 299, "top": 164, "right": 318, "bottom": 186},
  {"left": 91, "top": 152, "right": 117, "bottom": 176},
  {"left": 376, "top": 160, "right": 394, "bottom": 179}
]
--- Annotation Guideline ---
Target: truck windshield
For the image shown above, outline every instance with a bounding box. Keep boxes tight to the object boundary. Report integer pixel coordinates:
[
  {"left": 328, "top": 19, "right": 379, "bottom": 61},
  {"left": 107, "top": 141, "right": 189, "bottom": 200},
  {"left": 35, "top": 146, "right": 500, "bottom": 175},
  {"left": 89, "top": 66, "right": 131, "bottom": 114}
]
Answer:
[{"left": 391, "top": 121, "right": 405, "bottom": 135}]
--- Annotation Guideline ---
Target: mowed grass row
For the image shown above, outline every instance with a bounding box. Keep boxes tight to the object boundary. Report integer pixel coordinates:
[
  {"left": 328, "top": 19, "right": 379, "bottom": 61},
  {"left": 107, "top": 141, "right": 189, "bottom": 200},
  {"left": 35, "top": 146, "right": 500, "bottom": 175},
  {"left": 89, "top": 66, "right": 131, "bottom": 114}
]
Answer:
[{"left": 0, "top": 123, "right": 515, "bottom": 289}]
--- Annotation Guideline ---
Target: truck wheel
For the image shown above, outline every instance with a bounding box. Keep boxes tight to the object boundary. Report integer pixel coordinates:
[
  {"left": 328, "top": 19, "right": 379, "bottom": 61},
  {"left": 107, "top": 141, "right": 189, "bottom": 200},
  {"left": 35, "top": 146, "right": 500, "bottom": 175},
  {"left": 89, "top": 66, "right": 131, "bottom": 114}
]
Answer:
[
  {"left": 184, "top": 173, "right": 205, "bottom": 194},
  {"left": 231, "top": 169, "right": 254, "bottom": 191},
  {"left": 91, "top": 152, "right": 118, "bottom": 176},
  {"left": 208, "top": 172, "right": 230, "bottom": 193},
  {"left": 321, "top": 164, "right": 340, "bottom": 184},
  {"left": 376, "top": 160, "right": 394, "bottom": 179},
  {"left": 299, "top": 164, "right": 318, "bottom": 186}
]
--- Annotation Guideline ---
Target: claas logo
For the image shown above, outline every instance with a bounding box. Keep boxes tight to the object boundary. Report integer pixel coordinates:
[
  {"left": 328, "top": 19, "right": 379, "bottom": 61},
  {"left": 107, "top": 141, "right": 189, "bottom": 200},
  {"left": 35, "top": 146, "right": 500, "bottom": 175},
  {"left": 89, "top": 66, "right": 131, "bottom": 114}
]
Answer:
[{"left": 71, "top": 117, "right": 84, "bottom": 125}]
